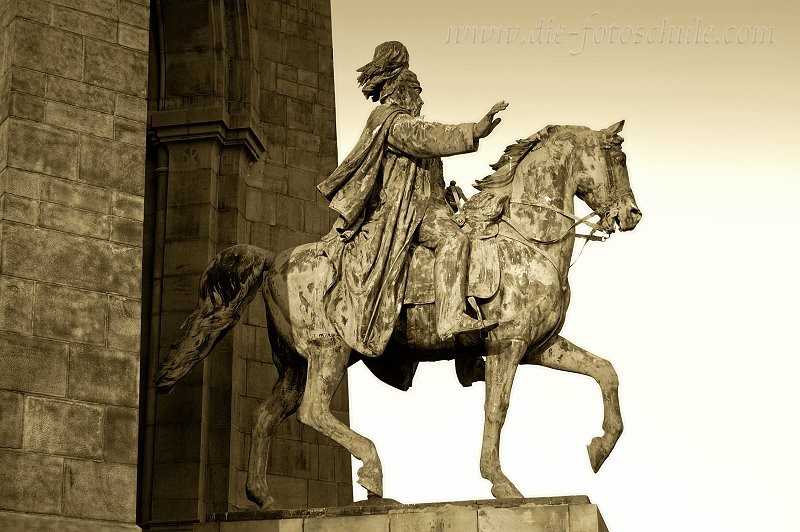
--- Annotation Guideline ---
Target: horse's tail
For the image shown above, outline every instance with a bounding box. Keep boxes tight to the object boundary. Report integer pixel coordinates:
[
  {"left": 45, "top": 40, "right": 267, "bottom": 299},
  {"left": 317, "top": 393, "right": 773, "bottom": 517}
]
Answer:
[{"left": 154, "top": 244, "right": 274, "bottom": 394}]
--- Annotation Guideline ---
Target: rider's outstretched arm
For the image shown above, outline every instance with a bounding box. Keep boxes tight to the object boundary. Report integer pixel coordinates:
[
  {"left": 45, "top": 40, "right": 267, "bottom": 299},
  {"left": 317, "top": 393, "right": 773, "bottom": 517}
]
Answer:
[{"left": 387, "top": 115, "right": 477, "bottom": 159}]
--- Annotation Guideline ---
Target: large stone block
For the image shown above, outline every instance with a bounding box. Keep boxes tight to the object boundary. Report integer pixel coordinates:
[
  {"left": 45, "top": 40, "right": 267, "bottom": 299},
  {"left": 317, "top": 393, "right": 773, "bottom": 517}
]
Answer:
[
  {"left": 108, "top": 295, "right": 142, "bottom": 351},
  {"left": 63, "top": 459, "right": 137, "bottom": 521},
  {"left": 40, "top": 175, "right": 113, "bottom": 214},
  {"left": 1, "top": 168, "right": 41, "bottom": 199},
  {"left": 286, "top": 98, "right": 313, "bottom": 132},
  {"left": 115, "top": 93, "right": 148, "bottom": 122},
  {"left": 0, "top": 511, "right": 141, "bottom": 531},
  {"left": 265, "top": 474, "right": 308, "bottom": 508},
  {"left": 44, "top": 99, "right": 115, "bottom": 138},
  {"left": 38, "top": 201, "right": 111, "bottom": 239},
  {"left": 163, "top": 238, "right": 214, "bottom": 276},
  {"left": 8, "top": 91, "right": 45, "bottom": 121},
  {"left": 199, "top": 498, "right": 607, "bottom": 532},
  {"left": 16, "top": 0, "right": 53, "bottom": 25},
  {"left": 305, "top": 514, "right": 388, "bottom": 532},
  {"left": 111, "top": 215, "right": 144, "bottom": 245},
  {"left": 52, "top": 4, "right": 117, "bottom": 43},
  {"left": 119, "top": 0, "right": 150, "bottom": 29},
  {"left": 10, "top": 19, "right": 83, "bottom": 80},
  {"left": 0, "top": 330, "right": 68, "bottom": 396},
  {"left": 153, "top": 423, "right": 202, "bottom": 463},
  {"left": 288, "top": 166, "right": 317, "bottom": 202},
  {"left": 79, "top": 134, "right": 146, "bottom": 195},
  {"left": 45, "top": 74, "right": 116, "bottom": 114},
  {"left": 166, "top": 169, "right": 216, "bottom": 207},
  {"left": 23, "top": 396, "right": 104, "bottom": 459},
  {"left": 337, "top": 483, "right": 353, "bottom": 506},
  {"left": 0, "top": 450, "right": 63, "bottom": 513},
  {"left": 390, "top": 504, "right": 477, "bottom": 532},
  {"left": 118, "top": 23, "right": 149, "bottom": 52},
  {"left": 0, "top": 275, "right": 34, "bottom": 335},
  {"left": 104, "top": 405, "right": 138, "bottom": 464},
  {"left": 114, "top": 115, "right": 147, "bottom": 146},
  {"left": 84, "top": 38, "right": 148, "bottom": 97},
  {"left": 112, "top": 191, "right": 145, "bottom": 221},
  {"left": 478, "top": 502, "right": 569, "bottom": 531},
  {"left": 0, "top": 390, "right": 24, "bottom": 448},
  {"left": 7, "top": 67, "right": 47, "bottom": 97},
  {"left": 166, "top": 203, "right": 216, "bottom": 240},
  {"left": 50, "top": 0, "right": 119, "bottom": 19},
  {"left": 284, "top": 36, "right": 318, "bottom": 72},
  {"left": 68, "top": 344, "right": 139, "bottom": 407},
  {"left": 1, "top": 194, "right": 38, "bottom": 224},
  {"left": 6, "top": 119, "right": 79, "bottom": 179},
  {"left": 317, "top": 445, "right": 335, "bottom": 482},
  {"left": 307, "top": 480, "right": 338, "bottom": 509},
  {"left": 274, "top": 196, "right": 303, "bottom": 231},
  {"left": 33, "top": 282, "right": 107, "bottom": 345},
  {"left": 152, "top": 461, "right": 201, "bottom": 501},
  {"left": 2, "top": 224, "right": 142, "bottom": 297}
]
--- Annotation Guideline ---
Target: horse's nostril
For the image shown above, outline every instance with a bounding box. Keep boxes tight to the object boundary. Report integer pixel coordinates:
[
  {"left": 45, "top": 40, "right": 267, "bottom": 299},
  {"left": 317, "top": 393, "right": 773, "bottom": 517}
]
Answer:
[{"left": 630, "top": 207, "right": 641, "bottom": 216}]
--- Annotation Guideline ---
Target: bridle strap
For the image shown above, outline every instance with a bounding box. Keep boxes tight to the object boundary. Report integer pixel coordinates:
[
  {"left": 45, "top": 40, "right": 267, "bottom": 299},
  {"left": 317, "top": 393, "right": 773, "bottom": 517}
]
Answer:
[{"left": 504, "top": 201, "right": 609, "bottom": 244}]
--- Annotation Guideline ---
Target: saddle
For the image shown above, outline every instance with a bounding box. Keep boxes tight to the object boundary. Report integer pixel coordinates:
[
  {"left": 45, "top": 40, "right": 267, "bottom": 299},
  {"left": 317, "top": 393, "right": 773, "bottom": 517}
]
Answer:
[{"left": 403, "top": 223, "right": 500, "bottom": 305}]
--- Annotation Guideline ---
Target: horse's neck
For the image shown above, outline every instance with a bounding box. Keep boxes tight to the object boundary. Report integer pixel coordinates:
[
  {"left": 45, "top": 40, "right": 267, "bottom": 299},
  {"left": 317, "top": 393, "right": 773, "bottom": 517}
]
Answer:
[{"left": 508, "top": 143, "right": 577, "bottom": 276}]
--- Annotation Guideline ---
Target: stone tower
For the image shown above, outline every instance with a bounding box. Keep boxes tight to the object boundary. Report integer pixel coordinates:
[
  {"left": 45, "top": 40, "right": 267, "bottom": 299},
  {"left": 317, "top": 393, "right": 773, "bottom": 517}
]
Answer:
[{"left": 0, "top": 1, "right": 349, "bottom": 530}]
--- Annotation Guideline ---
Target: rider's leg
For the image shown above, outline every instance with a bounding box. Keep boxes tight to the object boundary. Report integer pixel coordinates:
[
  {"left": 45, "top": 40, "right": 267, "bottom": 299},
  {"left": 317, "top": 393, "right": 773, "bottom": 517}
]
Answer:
[{"left": 418, "top": 205, "right": 496, "bottom": 338}]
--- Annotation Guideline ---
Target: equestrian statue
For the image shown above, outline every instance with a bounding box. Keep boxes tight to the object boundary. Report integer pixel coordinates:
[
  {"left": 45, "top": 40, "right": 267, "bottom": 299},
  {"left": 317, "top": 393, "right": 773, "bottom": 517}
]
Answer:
[{"left": 154, "top": 41, "right": 642, "bottom": 508}]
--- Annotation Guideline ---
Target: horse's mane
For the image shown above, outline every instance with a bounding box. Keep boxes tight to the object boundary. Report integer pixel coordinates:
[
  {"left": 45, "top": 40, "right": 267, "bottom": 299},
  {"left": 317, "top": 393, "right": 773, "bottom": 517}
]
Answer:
[
  {"left": 464, "top": 125, "right": 559, "bottom": 220},
  {"left": 473, "top": 125, "right": 557, "bottom": 191}
]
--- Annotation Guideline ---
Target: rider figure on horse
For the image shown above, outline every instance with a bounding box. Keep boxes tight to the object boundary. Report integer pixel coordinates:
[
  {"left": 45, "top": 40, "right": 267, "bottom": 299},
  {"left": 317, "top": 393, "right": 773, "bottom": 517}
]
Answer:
[{"left": 318, "top": 41, "right": 508, "bottom": 357}]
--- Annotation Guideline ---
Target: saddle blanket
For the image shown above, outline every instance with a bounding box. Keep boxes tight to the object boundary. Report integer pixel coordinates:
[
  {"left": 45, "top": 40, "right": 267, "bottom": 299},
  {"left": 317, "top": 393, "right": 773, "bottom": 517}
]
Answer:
[{"left": 403, "top": 238, "right": 499, "bottom": 305}]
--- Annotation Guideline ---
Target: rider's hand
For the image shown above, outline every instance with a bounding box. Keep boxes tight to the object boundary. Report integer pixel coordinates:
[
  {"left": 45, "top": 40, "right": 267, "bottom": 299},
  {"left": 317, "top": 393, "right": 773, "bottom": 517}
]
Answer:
[{"left": 474, "top": 101, "right": 509, "bottom": 140}]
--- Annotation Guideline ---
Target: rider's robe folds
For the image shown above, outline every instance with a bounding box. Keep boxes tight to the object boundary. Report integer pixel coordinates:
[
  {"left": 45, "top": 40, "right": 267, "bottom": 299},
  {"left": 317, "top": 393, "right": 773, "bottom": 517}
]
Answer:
[{"left": 318, "top": 104, "right": 477, "bottom": 357}]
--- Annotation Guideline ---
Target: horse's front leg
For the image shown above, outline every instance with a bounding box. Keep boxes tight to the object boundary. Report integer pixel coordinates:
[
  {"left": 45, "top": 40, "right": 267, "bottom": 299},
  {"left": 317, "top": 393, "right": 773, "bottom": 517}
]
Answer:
[
  {"left": 480, "top": 337, "right": 527, "bottom": 498},
  {"left": 297, "top": 342, "right": 384, "bottom": 498},
  {"left": 524, "top": 336, "right": 623, "bottom": 472}
]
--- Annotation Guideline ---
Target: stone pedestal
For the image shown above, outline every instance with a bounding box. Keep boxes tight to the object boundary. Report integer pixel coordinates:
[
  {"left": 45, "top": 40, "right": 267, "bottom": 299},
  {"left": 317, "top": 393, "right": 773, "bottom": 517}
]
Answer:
[{"left": 194, "top": 496, "right": 609, "bottom": 531}]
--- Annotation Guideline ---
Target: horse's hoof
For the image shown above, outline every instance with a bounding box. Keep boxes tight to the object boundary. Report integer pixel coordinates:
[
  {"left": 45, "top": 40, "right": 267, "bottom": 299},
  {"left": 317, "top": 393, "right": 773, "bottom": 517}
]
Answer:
[
  {"left": 587, "top": 436, "right": 608, "bottom": 473},
  {"left": 491, "top": 480, "right": 523, "bottom": 499},
  {"left": 246, "top": 483, "right": 278, "bottom": 510},
  {"left": 356, "top": 465, "right": 383, "bottom": 497},
  {"left": 350, "top": 492, "right": 403, "bottom": 507},
  {"left": 258, "top": 497, "right": 279, "bottom": 511}
]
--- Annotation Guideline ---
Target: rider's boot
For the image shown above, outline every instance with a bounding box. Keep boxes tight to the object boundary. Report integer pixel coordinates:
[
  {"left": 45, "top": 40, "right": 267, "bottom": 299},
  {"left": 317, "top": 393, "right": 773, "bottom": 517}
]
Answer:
[{"left": 434, "top": 232, "right": 498, "bottom": 340}]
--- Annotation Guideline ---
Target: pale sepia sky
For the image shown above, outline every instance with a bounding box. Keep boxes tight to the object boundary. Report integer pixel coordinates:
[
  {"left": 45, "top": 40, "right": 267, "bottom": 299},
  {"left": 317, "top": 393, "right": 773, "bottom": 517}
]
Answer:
[{"left": 330, "top": 2, "right": 799, "bottom": 531}]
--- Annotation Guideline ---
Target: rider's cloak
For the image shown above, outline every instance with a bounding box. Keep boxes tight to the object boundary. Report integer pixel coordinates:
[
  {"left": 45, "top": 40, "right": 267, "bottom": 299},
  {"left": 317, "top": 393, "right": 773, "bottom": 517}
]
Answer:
[{"left": 318, "top": 104, "right": 477, "bottom": 357}]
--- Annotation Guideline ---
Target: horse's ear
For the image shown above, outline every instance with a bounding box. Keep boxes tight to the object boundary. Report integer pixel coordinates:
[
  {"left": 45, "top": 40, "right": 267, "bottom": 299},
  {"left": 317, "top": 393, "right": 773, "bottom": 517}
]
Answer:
[{"left": 605, "top": 120, "right": 625, "bottom": 135}]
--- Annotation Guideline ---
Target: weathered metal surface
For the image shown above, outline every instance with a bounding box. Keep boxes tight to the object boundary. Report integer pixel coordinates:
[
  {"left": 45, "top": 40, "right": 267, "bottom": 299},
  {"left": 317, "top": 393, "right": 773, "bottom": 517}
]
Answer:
[
  {"left": 154, "top": 42, "right": 641, "bottom": 509},
  {"left": 403, "top": 239, "right": 500, "bottom": 305}
]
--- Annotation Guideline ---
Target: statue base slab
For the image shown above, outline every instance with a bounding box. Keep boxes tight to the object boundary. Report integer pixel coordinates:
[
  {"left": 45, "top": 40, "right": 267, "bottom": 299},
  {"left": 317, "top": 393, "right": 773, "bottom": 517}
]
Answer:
[{"left": 195, "top": 495, "right": 609, "bottom": 531}]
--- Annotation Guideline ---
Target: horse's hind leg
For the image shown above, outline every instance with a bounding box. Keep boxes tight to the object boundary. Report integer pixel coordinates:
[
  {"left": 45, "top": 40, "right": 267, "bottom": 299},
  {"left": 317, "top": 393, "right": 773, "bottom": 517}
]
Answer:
[
  {"left": 525, "top": 336, "right": 623, "bottom": 472},
  {"left": 245, "top": 353, "right": 307, "bottom": 509},
  {"left": 298, "top": 344, "right": 384, "bottom": 498},
  {"left": 480, "top": 338, "right": 527, "bottom": 498}
]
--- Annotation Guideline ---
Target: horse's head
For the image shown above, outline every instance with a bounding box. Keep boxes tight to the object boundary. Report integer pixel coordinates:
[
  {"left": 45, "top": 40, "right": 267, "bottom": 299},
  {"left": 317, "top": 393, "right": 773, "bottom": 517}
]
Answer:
[{"left": 573, "top": 121, "right": 641, "bottom": 233}]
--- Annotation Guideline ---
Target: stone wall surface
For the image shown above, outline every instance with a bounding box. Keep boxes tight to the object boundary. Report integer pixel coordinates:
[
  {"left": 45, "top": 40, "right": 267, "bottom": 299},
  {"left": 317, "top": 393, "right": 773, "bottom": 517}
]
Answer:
[
  {"left": 0, "top": 0, "right": 346, "bottom": 528},
  {"left": 140, "top": 0, "right": 348, "bottom": 529},
  {"left": 0, "top": 0, "right": 150, "bottom": 529}
]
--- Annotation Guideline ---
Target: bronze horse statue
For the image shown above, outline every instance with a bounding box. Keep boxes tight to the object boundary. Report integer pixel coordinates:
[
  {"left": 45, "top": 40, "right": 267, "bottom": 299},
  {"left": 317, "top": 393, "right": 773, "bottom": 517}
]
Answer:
[{"left": 154, "top": 121, "right": 641, "bottom": 507}]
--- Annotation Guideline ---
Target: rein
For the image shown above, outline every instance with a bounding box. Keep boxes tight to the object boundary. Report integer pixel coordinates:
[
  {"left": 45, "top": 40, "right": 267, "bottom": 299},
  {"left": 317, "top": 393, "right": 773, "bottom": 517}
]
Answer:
[
  {"left": 498, "top": 208, "right": 601, "bottom": 273},
  {"left": 502, "top": 201, "right": 608, "bottom": 245}
]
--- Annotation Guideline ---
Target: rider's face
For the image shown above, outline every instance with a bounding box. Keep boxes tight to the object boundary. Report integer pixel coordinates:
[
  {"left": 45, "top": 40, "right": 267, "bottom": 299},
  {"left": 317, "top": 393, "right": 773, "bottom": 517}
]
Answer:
[{"left": 409, "top": 87, "right": 423, "bottom": 116}]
